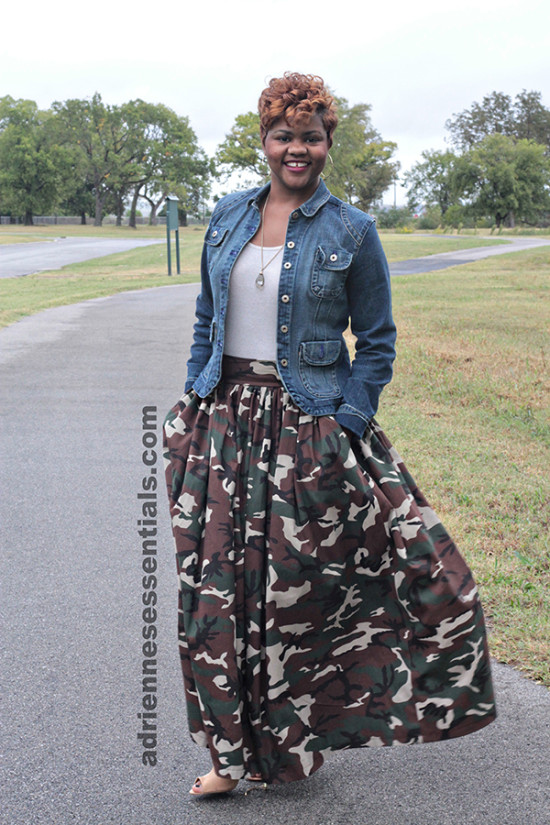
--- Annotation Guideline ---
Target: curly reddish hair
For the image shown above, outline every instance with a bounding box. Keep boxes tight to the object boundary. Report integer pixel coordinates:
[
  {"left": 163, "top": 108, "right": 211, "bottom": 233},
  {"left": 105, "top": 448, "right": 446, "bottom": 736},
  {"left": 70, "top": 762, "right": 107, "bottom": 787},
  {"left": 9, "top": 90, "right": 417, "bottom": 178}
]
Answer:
[{"left": 258, "top": 72, "right": 338, "bottom": 139}]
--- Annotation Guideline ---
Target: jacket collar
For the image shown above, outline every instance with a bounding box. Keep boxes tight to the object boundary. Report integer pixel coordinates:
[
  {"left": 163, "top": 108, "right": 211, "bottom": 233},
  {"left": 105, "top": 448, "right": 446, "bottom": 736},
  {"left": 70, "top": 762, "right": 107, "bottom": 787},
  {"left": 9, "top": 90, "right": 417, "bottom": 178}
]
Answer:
[{"left": 248, "top": 179, "right": 331, "bottom": 216}]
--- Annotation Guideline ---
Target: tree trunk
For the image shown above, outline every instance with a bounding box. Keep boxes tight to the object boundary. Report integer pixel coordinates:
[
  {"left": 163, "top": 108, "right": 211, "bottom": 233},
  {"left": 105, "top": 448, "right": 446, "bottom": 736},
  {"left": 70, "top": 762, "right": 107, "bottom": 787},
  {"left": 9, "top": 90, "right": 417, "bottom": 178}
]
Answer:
[
  {"left": 24, "top": 209, "right": 33, "bottom": 226},
  {"left": 115, "top": 195, "right": 124, "bottom": 227},
  {"left": 129, "top": 188, "right": 140, "bottom": 229},
  {"left": 179, "top": 209, "right": 188, "bottom": 227},
  {"left": 94, "top": 194, "right": 103, "bottom": 227},
  {"left": 80, "top": 212, "right": 87, "bottom": 225}
]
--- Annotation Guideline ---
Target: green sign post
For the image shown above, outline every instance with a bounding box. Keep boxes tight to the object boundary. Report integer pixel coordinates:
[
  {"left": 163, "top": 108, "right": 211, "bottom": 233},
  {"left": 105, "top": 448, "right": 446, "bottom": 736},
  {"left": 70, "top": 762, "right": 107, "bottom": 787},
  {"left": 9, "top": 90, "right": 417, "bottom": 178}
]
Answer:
[{"left": 165, "top": 195, "right": 180, "bottom": 276}]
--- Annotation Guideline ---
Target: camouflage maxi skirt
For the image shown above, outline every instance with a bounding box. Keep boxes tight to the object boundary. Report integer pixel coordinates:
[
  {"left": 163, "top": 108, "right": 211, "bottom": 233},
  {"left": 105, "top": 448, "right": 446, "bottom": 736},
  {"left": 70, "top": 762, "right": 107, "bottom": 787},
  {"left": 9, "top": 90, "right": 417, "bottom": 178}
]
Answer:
[{"left": 163, "top": 356, "right": 496, "bottom": 784}]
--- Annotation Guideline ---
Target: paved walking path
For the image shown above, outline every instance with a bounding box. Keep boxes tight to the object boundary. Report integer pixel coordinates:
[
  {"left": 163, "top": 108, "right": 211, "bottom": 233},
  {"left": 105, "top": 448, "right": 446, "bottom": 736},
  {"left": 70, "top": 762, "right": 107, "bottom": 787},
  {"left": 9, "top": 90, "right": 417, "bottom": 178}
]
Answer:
[
  {"left": 1, "top": 283, "right": 549, "bottom": 825},
  {"left": 390, "top": 235, "right": 550, "bottom": 275},
  {"left": 0, "top": 236, "right": 162, "bottom": 278}
]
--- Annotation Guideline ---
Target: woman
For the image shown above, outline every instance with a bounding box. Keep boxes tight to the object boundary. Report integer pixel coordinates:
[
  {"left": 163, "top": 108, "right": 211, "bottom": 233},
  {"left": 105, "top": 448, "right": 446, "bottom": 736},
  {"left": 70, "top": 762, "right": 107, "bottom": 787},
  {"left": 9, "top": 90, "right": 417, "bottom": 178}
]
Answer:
[{"left": 163, "top": 72, "right": 496, "bottom": 797}]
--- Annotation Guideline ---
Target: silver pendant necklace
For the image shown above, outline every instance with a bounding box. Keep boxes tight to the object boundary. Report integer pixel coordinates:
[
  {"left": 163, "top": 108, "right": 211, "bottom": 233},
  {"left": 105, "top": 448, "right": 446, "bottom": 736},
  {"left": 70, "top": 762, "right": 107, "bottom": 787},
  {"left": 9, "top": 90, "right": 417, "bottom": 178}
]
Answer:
[{"left": 257, "top": 194, "right": 283, "bottom": 289}]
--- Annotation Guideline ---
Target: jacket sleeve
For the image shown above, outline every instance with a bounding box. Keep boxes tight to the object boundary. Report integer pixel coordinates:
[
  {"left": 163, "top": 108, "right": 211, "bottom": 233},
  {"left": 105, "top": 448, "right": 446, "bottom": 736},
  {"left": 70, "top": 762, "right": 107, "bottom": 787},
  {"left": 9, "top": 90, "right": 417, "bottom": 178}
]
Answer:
[
  {"left": 334, "top": 220, "right": 396, "bottom": 438},
  {"left": 184, "top": 229, "right": 215, "bottom": 393}
]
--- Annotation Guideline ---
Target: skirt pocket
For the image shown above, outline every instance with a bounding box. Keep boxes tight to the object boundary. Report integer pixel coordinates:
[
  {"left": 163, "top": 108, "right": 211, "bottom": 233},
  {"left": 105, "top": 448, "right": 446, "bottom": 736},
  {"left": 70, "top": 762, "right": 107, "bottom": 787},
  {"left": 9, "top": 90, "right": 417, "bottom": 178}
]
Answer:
[
  {"left": 292, "top": 413, "right": 393, "bottom": 559},
  {"left": 163, "top": 389, "right": 199, "bottom": 507}
]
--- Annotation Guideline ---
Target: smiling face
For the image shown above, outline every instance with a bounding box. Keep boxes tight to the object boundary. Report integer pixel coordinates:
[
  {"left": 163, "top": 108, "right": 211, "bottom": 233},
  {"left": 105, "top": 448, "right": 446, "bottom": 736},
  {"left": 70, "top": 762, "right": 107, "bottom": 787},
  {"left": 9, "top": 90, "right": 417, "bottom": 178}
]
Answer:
[{"left": 262, "top": 114, "right": 331, "bottom": 201}]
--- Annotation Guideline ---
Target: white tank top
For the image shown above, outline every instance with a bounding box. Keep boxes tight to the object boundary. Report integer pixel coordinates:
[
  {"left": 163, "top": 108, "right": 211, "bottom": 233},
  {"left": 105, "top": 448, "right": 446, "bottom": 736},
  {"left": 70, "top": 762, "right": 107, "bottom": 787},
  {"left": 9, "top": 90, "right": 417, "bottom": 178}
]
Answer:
[{"left": 223, "top": 242, "right": 282, "bottom": 360}]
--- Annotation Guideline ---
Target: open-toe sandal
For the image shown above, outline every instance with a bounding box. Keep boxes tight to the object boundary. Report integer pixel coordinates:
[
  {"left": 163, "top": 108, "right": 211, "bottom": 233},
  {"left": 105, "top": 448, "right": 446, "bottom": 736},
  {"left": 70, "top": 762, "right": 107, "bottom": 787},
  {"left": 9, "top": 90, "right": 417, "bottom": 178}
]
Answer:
[{"left": 189, "top": 775, "right": 239, "bottom": 797}]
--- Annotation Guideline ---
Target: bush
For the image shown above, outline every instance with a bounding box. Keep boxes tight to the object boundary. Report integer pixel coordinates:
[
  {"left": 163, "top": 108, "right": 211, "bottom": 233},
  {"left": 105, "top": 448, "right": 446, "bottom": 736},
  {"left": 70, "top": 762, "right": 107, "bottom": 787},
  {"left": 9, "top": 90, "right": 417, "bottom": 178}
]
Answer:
[
  {"left": 443, "top": 204, "right": 466, "bottom": 229},
  {"left": 376, "top": 206, "right": 413, "bottom": 229},
  {"left": 416, "top": 206, "right": 442, "bottom": 230},
  {"left": 473, "top": 216, "right": 495, "bottom": 229}
]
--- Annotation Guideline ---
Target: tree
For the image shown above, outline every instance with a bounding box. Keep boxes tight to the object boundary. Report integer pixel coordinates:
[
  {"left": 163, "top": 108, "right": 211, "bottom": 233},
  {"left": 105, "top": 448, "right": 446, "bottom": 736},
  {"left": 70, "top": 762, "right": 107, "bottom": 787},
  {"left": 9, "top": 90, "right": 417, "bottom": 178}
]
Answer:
[
  {"left": 51, "top": 94, "right": 213, "bottom": 227},
  {"left": 53, "top": 94, "right": 135, "bottom": 226},
  {"left": 404, "top": 149, "right": 461, "bottom": 216},
  {"left": 129, "top": 102, "right": 212, "bottom": 226},
  {"left": 513, "top": 90, "right": 550, "bottom": 148},
  {"left": 215, "top": 112, "right": 269, "bottom": 187},
  {"left": 458, "top": 134, "right": 550, "bottom": 227},
  {"left": 408, "top": 90, "right": 550, "bottom": 227},
  {"left": 46, "top": 108, "right": 96, "bottom": 224},
  {"left": 56, "top": 176, "right": 95, "bottom": 224},
  {"left": 329, "top": 97, "right": 399, "bottom": 211},
  {"left": 107, "top": 100, "right": 155, "bottom": 227},
  {"left": 0, "top": 96, "right": 68, "bottom": 224},
  {"left": 446, "top": 90, "right": 550, "bottom": 153}
]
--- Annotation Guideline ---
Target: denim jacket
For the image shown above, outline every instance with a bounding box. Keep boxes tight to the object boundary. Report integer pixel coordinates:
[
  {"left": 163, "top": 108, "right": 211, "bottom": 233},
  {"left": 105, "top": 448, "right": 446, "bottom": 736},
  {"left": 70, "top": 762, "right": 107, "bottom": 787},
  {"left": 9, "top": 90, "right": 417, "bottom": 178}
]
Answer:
[{"left": 185, "top": 179, "right": 396, "bottom": 438}]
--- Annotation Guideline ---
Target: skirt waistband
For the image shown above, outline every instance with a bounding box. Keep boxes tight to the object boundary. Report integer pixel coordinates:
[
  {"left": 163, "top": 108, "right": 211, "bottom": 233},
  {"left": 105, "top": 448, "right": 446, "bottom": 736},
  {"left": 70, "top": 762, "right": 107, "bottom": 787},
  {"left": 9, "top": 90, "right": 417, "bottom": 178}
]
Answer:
[{"left": 221, "top": 356, "right": 283, "bottom": 388}]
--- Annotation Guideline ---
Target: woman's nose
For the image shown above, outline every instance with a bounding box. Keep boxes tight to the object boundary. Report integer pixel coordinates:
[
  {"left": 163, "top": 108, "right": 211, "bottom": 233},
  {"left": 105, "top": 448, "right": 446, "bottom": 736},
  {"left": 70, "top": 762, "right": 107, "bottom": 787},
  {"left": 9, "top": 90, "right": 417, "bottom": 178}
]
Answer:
[{"left": 288, "top": 139, "right": 307, "bottom": 154}]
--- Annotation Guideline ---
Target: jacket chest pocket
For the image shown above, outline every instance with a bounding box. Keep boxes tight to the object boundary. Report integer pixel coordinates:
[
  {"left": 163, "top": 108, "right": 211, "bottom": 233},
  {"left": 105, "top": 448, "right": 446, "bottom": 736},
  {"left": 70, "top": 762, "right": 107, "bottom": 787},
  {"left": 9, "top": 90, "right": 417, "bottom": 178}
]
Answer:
[
  {"left": 311, "top": 246, "right": 353, "bottom": 298},
  {"left": 205, "top": 225, "right": 228, "bottom": 247},
  {"left": 205, "top": 225, "right": 229, "bottom": 269}
]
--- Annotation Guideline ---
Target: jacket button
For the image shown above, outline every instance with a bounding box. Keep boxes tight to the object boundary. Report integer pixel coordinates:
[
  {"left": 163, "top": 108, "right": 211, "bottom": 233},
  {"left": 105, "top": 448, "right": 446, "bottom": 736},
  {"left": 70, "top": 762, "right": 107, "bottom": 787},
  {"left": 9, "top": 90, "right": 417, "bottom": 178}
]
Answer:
[
  {"left": 291, "top": 211, "right": 299, "bottom": 220},
  {"left": 287, "top": 241, "right": 295, "bottom": 249},
  {"left": 280, "top": 358, "right": 288, "bottom": 367},
  {"left": 281, "top": 294, "right": 290, "bottom": 303},
  {"left": 212, "top": 230, "right": 218, "bottom": 237},
  {"left": 330, "top": 253, "right": 338, "bottom": 261},
  {"left": 283, "top": 262, "right": 291, "bottom": 269},
  {"left": 280, "top": 324, "right": 288, "bottom": 333}
]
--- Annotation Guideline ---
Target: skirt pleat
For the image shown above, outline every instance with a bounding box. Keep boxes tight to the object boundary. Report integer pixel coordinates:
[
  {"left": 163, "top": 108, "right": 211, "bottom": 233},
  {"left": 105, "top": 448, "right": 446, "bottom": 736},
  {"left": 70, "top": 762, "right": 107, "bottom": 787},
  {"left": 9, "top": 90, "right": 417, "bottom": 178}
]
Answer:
[{"left": 163, "top": 357, "right": 496, "bottom": 784}]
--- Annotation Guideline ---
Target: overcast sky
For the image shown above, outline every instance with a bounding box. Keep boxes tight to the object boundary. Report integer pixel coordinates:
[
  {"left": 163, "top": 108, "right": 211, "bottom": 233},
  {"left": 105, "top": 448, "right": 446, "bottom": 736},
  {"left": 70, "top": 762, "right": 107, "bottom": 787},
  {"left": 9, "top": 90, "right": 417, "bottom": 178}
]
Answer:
[{"left": 3, "top": 0, "right": 549, "bottom": 203}]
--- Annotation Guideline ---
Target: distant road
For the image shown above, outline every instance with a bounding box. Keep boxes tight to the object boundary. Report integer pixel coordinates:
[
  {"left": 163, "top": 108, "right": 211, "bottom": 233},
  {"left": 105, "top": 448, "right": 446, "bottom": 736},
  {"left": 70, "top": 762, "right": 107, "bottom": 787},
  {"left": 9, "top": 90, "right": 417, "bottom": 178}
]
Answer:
[
  {"left": 0, "top": 237, "right": 162, "bottom": 278},
  {"left": 389, "top": 236, "right": 550, "bottom": 275},
  {"left": 1, "top": 233, "right": 548, "bottom": 280}
]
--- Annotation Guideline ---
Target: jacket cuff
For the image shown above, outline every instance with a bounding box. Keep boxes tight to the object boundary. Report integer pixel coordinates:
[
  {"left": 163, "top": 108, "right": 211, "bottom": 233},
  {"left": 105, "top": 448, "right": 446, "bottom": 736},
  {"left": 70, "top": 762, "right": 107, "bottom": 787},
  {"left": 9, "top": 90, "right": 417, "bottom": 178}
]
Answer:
[{"left": 334, "top": 405, "right": 370, "bottom": 439}]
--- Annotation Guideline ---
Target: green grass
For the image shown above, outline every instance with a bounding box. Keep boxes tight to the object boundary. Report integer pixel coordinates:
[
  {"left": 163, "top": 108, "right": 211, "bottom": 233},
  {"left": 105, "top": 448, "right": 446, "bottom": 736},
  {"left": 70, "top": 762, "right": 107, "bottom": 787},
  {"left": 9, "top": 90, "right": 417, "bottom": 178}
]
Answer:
[
  {"left": 378, "top": 233, "right": 509, "bottom": 260},
  {"left": 347, "top": 247, "right": 550, "bottom": 685},
  {"left": 0, "top": 233, "right": 58, "bottom": 245},
  {"left": 0, "top": 223, "right": 168, "bottom": 243}
]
